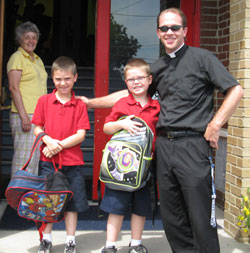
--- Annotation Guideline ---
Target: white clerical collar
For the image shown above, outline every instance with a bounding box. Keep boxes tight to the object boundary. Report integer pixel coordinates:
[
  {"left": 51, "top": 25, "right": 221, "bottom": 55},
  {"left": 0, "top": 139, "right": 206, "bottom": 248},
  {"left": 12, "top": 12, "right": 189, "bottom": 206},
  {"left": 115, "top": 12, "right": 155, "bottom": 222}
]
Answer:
[{"left": 167, "top": 43, "right": 185, "bottom": 58}]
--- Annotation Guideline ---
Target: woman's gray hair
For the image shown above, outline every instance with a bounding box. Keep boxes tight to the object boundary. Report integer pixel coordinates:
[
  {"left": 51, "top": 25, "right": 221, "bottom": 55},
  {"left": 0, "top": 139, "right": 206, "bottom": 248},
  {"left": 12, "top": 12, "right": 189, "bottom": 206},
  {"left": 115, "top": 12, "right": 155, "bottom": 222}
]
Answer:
[{"left": 15, "top": 21, "right": 40, "bottom": 45}]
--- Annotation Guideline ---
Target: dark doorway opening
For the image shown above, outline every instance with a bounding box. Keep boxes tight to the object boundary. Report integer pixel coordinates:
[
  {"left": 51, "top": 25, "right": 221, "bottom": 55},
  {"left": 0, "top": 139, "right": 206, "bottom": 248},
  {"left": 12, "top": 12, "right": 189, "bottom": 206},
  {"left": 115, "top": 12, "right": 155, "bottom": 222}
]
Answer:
[
  {"left": 0, "top": 0, "right": 96, "bottom": 199},
  {"left": 3, "top": 0, "right": 96, "bottom": 67}
]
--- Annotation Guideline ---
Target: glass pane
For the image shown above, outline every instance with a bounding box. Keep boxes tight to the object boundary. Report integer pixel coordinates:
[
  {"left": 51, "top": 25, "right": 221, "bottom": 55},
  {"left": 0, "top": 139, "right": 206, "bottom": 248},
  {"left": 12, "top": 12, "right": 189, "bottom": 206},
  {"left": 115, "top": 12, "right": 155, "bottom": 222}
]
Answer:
[{"left": 109, "top": 0, "right": 161, "bottom": 93}]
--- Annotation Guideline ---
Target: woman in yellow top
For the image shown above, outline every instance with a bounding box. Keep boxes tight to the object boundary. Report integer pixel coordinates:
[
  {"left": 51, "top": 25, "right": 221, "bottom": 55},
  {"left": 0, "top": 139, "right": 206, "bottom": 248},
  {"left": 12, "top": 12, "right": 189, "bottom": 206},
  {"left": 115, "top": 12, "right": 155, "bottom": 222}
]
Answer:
[{"left": 7, "top": 21, "right": 47, "bottom": 177}]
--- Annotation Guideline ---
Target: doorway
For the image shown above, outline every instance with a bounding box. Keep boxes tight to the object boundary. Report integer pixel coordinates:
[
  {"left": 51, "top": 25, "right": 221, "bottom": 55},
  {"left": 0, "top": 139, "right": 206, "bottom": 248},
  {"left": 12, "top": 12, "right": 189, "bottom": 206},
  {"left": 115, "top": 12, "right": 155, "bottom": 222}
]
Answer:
[
  {"left": 0, "top": 0, "right": 200, "bottom": 200},
  {"left": 2, "top": 0, "right": 96, "bottom": 67},
  {"left": 0, "top": 0, "right": 96, "bottom": 199},
  {"left": 91, "top": 0, "right": 200, "bottom": 199}
]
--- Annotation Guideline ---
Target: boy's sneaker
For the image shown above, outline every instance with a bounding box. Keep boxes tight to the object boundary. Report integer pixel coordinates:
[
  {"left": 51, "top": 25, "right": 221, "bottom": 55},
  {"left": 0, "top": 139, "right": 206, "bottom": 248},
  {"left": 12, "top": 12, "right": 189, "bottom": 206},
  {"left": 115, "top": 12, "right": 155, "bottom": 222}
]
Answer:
[
  {"left": 64, "top": 240, "right": 77, "bottom": 253},
  {"left": 101, "top": 246, "right": 117, "bottom": 253},
  {"left": 37, "top": 239, "right": 52, "bottom": 253},
  {"left": 128, "top": 244, "right": 148, "bottom": 253}
]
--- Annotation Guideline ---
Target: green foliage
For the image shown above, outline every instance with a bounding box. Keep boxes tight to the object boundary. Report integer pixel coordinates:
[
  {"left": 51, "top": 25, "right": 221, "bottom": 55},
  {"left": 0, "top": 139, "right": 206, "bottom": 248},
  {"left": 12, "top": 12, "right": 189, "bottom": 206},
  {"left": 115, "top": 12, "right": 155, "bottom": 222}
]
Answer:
[
  {"left": 110, "top": 15, "right": 141, "bottom": 71},
  {"left": 237, "top": 188, "right": 250, "bottom": 233}
]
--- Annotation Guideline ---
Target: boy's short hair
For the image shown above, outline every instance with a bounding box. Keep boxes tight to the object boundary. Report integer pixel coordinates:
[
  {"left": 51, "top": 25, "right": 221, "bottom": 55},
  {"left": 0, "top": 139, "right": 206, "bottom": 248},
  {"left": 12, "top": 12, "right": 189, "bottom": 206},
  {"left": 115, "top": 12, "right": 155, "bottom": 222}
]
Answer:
[
  {"left": 124, "top": 58, "right": 151, "bottom": 79},
  {"left": 51, "top": 56, "right": 77, "bottom": 76}
]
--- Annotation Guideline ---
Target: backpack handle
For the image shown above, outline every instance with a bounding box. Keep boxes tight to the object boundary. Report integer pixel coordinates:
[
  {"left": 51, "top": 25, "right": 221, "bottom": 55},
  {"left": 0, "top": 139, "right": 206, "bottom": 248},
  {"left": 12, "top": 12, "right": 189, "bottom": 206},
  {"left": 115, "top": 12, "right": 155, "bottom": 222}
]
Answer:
[
  {"left": 21, "top": 132, "right": 47, "bottom": 171},
  {"left": 21, "top": 132, "right": 62, "bottom": 173},
  {"left": 52, "top": 153, "right": 62, "bottom": 172}
]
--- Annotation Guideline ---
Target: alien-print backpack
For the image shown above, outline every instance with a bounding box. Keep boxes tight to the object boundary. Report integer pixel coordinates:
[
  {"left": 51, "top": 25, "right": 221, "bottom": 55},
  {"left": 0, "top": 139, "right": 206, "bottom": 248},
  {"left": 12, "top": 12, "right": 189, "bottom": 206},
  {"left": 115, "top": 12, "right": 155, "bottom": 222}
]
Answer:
[{"left": 99, "top": 116, "right": 154, "bottom": 192}]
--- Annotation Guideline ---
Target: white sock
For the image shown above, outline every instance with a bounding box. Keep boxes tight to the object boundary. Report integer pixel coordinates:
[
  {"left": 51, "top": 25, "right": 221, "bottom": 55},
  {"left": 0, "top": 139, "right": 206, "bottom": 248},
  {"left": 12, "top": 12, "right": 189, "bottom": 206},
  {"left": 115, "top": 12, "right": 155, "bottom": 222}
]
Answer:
[
  {"left": 65, "top": 235, "right": 76, "bottom": 245},
  {"left": 43, "top": 233, "right": 52, "bottom": 242},
  {"left": 130, "top": 239, "right": 141, "bottom": 246},
  {"left": 106, "top": 241, "right": 116, "bottom": 248}
]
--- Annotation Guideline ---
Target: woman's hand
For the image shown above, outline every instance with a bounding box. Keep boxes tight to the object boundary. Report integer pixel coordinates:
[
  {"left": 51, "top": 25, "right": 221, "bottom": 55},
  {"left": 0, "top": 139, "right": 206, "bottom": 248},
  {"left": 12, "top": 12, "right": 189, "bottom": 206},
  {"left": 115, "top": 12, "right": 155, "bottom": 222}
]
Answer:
[
  {"left": 8, "top": 69, "right": 32, "bottom": 132},
  {"left": 21, "top": 114, "right": 32, "bottom": 132}
]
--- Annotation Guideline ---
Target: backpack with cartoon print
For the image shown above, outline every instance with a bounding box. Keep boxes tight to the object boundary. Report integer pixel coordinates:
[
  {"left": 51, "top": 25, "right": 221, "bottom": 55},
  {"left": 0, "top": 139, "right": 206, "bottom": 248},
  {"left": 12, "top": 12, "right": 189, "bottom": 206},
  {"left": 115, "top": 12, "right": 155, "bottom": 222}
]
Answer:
[{"left": 5, "top": 133, "right": 73, "bottom": 240}]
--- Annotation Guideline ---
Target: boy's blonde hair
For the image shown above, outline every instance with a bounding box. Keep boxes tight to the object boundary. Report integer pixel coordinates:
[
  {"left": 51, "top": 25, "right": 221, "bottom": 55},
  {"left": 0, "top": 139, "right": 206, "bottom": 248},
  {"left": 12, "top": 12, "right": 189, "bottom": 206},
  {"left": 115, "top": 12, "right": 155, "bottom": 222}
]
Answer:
[
  {"left": 124, "top": 58, "right": 151, "bottom": 79},
  {"left": 51, "top": 56, "right": 77, "bottom": 76}
]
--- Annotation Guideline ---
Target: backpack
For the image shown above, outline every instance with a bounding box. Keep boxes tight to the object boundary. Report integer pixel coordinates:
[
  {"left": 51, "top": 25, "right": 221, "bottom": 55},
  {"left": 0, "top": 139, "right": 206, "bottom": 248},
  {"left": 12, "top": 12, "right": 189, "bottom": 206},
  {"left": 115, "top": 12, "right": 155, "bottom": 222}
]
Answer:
[
  {"left": 99, "top": 116, "right": 154, "bottom": 192},
  {"left": 5, "top": 133, "right": 73, "bottom": 240}
]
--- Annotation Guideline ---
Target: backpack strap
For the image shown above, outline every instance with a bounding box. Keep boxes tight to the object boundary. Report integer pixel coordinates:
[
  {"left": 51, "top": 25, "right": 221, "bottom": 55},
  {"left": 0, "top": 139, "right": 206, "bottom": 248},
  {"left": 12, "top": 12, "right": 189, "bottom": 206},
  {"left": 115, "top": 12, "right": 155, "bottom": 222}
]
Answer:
[
  {"left": 52, "top": 153, "right": 62, "bottom": 173},
  {"left": 21, "top": 132, "right": 47, "bottom": 171},
  {"left": 97, "top": 179, "right": 106, "bottom": 218},
  {"left": 36, "top": 221, "right": 47, "bottom": 241},
  {"left": 148, "top": 172, "right": 158, "bottom": 226},
  {"left": 147, "top": 159, "right": 158, "bottom": 226}
]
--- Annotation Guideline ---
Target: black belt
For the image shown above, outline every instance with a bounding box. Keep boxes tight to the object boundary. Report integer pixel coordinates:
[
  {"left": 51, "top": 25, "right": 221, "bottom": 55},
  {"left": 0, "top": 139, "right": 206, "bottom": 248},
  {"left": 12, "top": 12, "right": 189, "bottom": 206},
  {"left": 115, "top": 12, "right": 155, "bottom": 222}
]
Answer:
[{"left": 157, "top": 129, "right": 203, "bottom": 139}]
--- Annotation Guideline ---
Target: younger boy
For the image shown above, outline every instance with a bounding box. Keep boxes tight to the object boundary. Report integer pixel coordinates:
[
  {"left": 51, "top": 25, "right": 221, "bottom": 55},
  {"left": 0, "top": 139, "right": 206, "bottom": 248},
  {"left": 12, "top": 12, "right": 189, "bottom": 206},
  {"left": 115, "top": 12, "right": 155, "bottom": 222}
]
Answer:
[
  {"left": 32, "top": 56, "right": 90, "bottom": 253},
  {"left": 100, "top": 58, "right": 160, "bottom": 253}
]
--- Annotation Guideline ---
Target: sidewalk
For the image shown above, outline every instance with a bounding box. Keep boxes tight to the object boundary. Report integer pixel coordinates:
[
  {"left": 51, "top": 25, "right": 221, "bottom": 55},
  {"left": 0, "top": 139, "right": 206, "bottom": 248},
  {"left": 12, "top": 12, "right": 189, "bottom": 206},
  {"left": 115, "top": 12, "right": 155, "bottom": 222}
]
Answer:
[{"left": 0, "top": 200, "right": 249, "bottom": 253}]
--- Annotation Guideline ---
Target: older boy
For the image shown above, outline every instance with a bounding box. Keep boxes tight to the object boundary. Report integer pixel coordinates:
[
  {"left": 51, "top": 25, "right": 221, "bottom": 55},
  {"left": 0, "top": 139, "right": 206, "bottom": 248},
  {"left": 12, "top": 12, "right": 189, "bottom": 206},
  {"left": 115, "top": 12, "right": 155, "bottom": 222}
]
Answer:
[
  {"left": 101, "top": 58, "right": 160, "bottom": 253},
  {"left": 32, "top": 56, "right": 90, "bottom": 253}
]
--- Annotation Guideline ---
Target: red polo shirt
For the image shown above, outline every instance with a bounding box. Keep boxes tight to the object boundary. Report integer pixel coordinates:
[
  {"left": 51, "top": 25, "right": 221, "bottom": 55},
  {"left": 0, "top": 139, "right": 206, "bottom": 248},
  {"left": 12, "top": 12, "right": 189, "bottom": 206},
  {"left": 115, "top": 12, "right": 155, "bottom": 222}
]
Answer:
[
  {"left": 32, "top": 89, "right": 90, "bottom": 166},
  {"left": 105, "top": 94, "right": 160, "bottom": 151}
]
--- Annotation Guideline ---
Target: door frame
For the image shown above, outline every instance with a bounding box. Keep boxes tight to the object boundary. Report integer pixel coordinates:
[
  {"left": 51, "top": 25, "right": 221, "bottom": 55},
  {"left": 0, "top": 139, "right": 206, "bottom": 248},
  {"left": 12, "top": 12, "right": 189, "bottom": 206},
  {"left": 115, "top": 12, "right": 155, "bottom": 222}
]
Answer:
[
  {"left": 0, "top": 0, "right": 201, "bottom": 200},
  {"left": 92, "top": 0, "right": 201, "bottom": 199},
  {"left": 0, "top": 0, "right": 4, "bottom": 102},
  {"left": 181, "top": 0, "right": 200, "bottom": 47},
  {"left": 0, "top": 0, "right": 4, "bottom": 192},
  {"left": 92, "top": 0, "right": 111, "bottom": 200}
]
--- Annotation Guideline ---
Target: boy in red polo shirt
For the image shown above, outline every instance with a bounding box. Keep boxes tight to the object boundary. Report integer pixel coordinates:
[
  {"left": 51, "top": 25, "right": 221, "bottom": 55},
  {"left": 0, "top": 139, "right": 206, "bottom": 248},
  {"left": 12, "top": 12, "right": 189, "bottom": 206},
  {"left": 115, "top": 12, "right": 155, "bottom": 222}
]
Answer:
[
  {"left": 32, "top": 56, "right": 90, "bottom": 253},
  {"left": 100, "top": 58, "right": 160, "bottom": 253}
]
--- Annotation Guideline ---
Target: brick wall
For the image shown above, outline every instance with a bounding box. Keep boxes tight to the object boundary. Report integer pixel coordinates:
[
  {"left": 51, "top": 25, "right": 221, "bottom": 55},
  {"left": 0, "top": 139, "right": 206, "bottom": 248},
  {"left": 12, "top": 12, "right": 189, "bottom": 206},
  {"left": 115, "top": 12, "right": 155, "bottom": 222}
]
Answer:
[
  {"left": 216, "top": 0, "right": 230, "bottom": 116},
  {"left": 200, "top": 0, "right": 231, "bottom": 208},
  {"left": 200, "top": 0, "right": 218, "bottom": 53},
  {"left": 226, "top": 0, "right": 249, "bottom": 242},
  {"left": 200, "top": 0, "right": 230, "bottom": 116}
]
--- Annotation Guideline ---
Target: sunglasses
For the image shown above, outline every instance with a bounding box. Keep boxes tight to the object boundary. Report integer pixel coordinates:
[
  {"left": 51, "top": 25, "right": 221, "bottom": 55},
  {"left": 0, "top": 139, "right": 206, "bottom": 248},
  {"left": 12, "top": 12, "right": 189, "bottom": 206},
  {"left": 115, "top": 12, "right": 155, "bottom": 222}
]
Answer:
[{"left": 158, "top": 25, "right": 183, "bottom": 32}]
